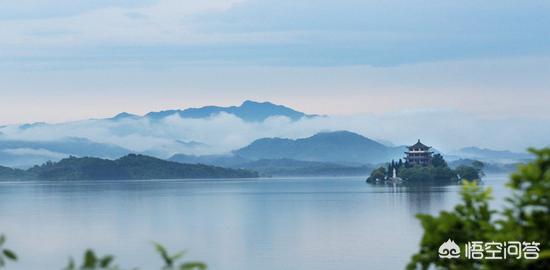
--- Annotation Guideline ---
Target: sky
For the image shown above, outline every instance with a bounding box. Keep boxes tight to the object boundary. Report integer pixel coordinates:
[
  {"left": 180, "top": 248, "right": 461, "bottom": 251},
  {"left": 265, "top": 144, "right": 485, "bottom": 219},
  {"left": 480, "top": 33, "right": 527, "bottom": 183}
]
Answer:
[{"left": 0, "top": 0, "right": 549, "bottom": 151}]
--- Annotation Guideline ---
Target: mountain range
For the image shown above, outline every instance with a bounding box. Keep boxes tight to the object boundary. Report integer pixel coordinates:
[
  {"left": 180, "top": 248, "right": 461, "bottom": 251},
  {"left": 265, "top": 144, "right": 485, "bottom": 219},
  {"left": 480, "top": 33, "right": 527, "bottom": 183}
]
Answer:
[
  {"left": 169, "top": 131, "right": 529, "bottom": 176},
  {"left": 448, "top": 147, "right": 532, "bottom": 162},
  {"left": 0, "top": 100, "right": 317, "bottom": 168},
  {"left": 0, "top": 100, "right": 531, "bottom": 175},
  {"left": 169, "top": 131, "right": 401, "bottom": 176},
  {"left": 112, "top": 100, "right": 318, "bottom": 122},
  {"left": 169, "top": 154, "right": 377, "bottom": 177}
]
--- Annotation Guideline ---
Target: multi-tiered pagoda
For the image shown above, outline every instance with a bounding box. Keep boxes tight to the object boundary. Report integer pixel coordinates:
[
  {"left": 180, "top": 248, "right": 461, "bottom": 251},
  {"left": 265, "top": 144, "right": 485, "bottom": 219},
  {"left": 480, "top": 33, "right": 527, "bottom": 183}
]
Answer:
[{"left": 404, "top": 139, "right": 433, "bottom": 165}]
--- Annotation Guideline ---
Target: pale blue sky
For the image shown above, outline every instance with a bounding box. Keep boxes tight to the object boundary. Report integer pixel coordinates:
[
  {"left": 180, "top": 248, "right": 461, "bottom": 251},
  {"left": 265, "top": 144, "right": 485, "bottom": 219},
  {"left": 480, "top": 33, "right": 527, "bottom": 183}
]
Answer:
[{"left": 1, "top": 0, "right": 549, "bottom": 124}]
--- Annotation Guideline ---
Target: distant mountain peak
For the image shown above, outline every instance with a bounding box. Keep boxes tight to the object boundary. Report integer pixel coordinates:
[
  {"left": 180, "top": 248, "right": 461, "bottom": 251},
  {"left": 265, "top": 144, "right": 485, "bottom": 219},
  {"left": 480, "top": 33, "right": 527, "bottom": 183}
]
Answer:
[
  {"left": 241, "top": 100, "right": 268, "bottom": 105},
  {"left": 459, "top": 146, "right": 526, "bottom": 155},
  {"left": 111, "top": 112, "right": 139, "bottom": 120},
  {"left": 312, "top": 130, "right": 362, "bottom": 138},
  {"left": 453, "top": 146, "right": 531, "bottom": 162},
  {"left": 143, "top": 100, "right": 317, "bottom": 122},
  {"left": 239, "top": 100, "right": 279, "bottom": 108},
  {"left": 19, "top": 122, "right": 47, "bottom": 130}
]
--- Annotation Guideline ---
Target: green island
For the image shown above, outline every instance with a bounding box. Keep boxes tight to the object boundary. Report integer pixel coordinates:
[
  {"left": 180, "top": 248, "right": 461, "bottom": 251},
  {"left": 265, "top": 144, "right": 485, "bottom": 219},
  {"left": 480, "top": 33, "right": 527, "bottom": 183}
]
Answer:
[
  {"left": 366, "top": 140, "right": 484, "bottom": 184},
  {"left": 0, "top": 154, "right": 258, "bottom": 181}
]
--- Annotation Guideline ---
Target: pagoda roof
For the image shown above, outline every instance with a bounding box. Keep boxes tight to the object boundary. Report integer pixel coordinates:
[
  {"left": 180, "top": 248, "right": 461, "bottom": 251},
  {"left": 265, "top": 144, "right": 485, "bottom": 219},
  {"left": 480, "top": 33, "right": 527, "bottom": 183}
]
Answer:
[{"left": 408, "top": 139, "right": 431, "bottom": 150}]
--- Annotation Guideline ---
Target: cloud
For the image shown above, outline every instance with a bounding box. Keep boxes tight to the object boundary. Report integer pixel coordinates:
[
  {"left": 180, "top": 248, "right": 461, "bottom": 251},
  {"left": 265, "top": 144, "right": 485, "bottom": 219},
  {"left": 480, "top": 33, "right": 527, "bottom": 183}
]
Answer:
[
  {"left": 189, "top": 0, "right": 550, "bottom": 65},
  {"left": 0, "top": 0, "right": 548, "bottom": 67},
  {"left": 2, "top": 148, "right": 68, "bottom": 159},
  {"left": 0, "top": 0, "right": 154, "bottom": 20},
  {"left": 0, "top": 109, "right": 548, "bottom": 159},
  {"left": 0, "top": 0, "right": 244, "bottom": 48}
]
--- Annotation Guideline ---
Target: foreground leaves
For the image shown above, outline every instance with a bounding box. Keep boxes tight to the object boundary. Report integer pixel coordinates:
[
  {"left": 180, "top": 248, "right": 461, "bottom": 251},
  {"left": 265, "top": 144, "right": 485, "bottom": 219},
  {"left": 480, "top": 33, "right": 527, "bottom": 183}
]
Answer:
[
  {"left": 0, "top": 235, "right": 17, "bottom": 268},
  {"left": 408, "top": 148, "right": 550, "bottom": 269},
  {"left": 60, "top": 243, "right": 206, "bottom": 270}
]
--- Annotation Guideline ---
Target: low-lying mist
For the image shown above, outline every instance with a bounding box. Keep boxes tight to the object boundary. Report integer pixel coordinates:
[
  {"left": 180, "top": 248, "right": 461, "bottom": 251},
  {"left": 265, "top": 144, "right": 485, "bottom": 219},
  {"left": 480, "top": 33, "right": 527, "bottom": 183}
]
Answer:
[{"left": 0, "top": 110, "right": 547, "bottom": 163}]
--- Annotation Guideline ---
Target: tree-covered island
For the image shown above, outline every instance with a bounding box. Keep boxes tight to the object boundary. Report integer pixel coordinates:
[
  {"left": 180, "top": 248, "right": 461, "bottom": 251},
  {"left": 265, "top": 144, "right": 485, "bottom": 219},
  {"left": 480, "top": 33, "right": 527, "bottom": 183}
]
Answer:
[
  {"left": 366, "top": 140, "right": 484, "bottom": 184},
  {"left": 0, "top": 154, "right": 259, "bottom": 181}
]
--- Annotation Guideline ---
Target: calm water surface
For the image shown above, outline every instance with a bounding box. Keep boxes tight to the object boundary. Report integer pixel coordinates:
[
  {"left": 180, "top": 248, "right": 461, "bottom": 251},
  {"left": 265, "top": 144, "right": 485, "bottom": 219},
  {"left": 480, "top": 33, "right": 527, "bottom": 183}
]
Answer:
[{"left": 0, "top": 174, "right": 509, "bottom": 270}]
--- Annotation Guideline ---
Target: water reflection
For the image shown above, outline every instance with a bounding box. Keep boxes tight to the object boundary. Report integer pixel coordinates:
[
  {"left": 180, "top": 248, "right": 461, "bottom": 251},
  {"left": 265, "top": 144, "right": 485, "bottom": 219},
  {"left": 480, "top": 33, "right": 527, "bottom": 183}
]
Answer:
[
  {"left": 366, "top": 183, "right": 456, "bottom": 215},
  {"left": 0, "top": 177, "right": 501, "bottom": 270},
  {"left": 403, "top": 186, "right": 449, "bottom": 214}
]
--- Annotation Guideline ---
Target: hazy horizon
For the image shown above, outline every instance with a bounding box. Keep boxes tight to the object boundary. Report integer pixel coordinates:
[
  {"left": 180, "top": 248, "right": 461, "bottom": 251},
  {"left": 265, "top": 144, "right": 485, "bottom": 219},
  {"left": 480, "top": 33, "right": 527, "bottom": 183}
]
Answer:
[
  {"left": 1, "top": 0, "right": 549, "bottom": 153},
  {"left": 0, "top": 99, "right": 547, "bottom": 154}
]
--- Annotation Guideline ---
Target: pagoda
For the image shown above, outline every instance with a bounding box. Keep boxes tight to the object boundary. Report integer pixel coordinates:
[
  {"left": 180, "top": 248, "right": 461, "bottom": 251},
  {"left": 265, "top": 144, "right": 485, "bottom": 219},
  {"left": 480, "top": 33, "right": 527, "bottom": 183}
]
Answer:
[{"left": 404, "top": 139, "right": 433, "bottom": 165}]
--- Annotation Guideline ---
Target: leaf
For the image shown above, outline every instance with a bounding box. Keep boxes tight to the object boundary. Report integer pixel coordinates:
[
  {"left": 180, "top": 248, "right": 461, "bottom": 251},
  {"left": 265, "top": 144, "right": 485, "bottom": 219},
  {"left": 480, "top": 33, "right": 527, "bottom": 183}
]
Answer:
[
  {"left": 0, "top": 235, "right": 5, "bottom": 246},
  {"left": 3, "top": 249, "right": 17, "bottom": 261},
  {"left": 540, "top": 250, "right": 550, "bottom": 259},
  {"left": 180, "top": 262, "right": 207, "bottom": 270},
  {"left": 153, "top": 242, "right": 171, "bottom": 264},
  {"left": 153, "top": 242, "right": 186, "bottom": 268},
  {"left": 100, "top": 255, "right": 114, "bottom": 267},
  {"left": 171, "top": 251, "right": 185, "bottom": 262},
  {"left": 64, "top": 257, "right": 76, "bottom": 270},
  {"left": 83, "top": 249, "right": 97, "bottom": 268}
]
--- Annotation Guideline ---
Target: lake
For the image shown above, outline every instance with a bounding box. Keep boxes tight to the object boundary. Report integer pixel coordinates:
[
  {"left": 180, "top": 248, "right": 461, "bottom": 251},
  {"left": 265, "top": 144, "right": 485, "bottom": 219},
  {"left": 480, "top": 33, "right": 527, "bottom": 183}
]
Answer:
[{"left": 0, "top": 174, "right": 510, "bottom": 270}]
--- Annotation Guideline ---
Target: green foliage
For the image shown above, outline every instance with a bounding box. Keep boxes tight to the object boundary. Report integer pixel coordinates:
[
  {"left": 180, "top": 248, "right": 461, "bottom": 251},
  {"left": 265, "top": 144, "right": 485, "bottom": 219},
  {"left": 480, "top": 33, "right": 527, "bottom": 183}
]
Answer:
[
  {"left": 154, "top": 242, "right": 184, "bottom": 269},
  {"left": 61, "top": 244, "right": 207, "bottom": 270},
  {"left": 179, "top": 262, "right": 207, "bottom": 270},
  {"left": 63, "top": 250, "right": 118, "bottom": 270},
  {"left": 408, "top": 148, "right": 550, "bottom": 269},
  {"left": 455, "top": 164, "right": 483, "bottom": 182},
  {"left": 493, "top": 148, "right": 550, "bottom": 269},
  {"left": 0, "top": 240, "right": 206, "bottom": 270},
  {"left": 366, "top": 166, "right": 387, "bottom": 183},
  {"left": 153, "top": 243, "right": 206, "bottom": 270},
  {"left": 366, "top": 154, "right": 484, "bottom": 185},
  {"left": 471, "top": 160, "right": 485, "bottom": 176},
  {"left": 0, "top": 235, "right": 17, "bottom": 268},
  {"left": 407, "top": 182, "right": 495, "bottom": 269},
  {"left": 431, "top": 154, "right": 447, "bottom": 167},
  {"left": 398, "top": 164, "right": 456, "bottom": 184},
  {"left": 399, "top": 154, "right": 469, "bottom": 184}
]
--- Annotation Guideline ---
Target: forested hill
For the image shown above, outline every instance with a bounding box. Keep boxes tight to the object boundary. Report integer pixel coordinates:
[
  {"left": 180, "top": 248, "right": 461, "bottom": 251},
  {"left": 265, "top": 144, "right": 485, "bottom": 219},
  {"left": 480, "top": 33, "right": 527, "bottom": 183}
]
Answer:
[
  {"left": 234, "top": 131, "right": 404, "bottom": 164},
  {"left": 0, "top": 165, "right": 29, "bottom": 180},
  {"left": 0, "top": 154, "right": 259, "bottom": 181}
]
